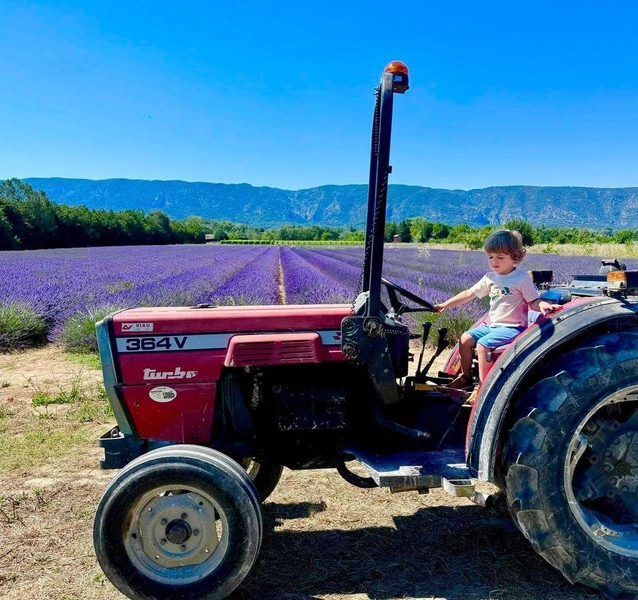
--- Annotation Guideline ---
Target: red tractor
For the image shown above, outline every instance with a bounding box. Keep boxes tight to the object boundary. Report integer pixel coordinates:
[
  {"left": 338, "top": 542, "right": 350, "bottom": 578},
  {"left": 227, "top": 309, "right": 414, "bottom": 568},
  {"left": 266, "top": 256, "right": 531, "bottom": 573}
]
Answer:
[{"left": 93, "top": 62, "right": 638, "bottom": 599}]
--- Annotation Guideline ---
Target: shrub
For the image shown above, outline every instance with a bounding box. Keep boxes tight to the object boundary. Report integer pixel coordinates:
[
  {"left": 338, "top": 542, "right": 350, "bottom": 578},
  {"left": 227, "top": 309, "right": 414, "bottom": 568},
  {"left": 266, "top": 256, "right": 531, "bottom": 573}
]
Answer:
[
  {"left": 0, "top": 303, "right": 48, "bottom": 352},
  {"left": 58, "top": 306, "right": 120, "bottom": 354}
]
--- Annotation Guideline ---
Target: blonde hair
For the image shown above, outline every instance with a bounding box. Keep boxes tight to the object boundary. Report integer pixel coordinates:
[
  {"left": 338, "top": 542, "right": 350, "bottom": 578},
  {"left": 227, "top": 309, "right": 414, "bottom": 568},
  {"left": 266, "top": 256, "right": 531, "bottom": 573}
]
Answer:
[{"left": 483, "top": 229, "right": 526, "bottom": 263}]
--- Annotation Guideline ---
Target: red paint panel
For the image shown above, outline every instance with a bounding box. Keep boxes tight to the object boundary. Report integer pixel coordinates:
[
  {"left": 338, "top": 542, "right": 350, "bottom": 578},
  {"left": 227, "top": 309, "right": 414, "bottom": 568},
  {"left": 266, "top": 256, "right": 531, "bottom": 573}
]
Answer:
[
  {"left": 224, "top": 333, "right": 322, "bottom": 367},
  {"left": 324, "top": 346, "right": 348, "bottom": 361},
  {"left": 122, "top": 383, "right": 216, "bottom": 443},
  {"left": 118, "top": 350, "right": 226, "bottom": 384},
  {"left": 113, "top": 304, "right": 350, "bottom": 335}
]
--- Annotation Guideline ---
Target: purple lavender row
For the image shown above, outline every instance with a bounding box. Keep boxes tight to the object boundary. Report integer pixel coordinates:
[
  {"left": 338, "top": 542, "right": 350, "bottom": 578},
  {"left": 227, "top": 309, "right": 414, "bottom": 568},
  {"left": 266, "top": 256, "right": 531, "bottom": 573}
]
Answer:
[
  {"left": 205, "top": 246, "right": 280, "bottom": 306},
  {"left": 3, "top": 243, "right": 636, "bottom": 344},
  {"left": 289, "top": 247, "right": 361, "bottom": 291},
  {"left": 0, "top": 245, "right": 273, "bottom": 340},
  {"left": 306, "top": 246, "right": 454, "bottom": 305},
  {"left": 320, "top": 246, "right": 638, "bottom": 327},
  {"left": 279, "top": 246, "right": 353, "bottom": 304},
  {"left": 313, "top": 247, "right": 486, "bottom": 325},
  {"left": 322, "top": 245, "right": 638, "bottom": 291}
]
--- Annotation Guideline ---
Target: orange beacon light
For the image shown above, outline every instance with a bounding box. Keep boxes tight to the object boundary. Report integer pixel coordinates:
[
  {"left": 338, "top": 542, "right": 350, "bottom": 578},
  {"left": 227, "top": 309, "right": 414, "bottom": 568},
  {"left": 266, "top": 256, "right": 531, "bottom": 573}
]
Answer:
[{"left": 384, "top": 61, "right": 409, "bottom": 93}]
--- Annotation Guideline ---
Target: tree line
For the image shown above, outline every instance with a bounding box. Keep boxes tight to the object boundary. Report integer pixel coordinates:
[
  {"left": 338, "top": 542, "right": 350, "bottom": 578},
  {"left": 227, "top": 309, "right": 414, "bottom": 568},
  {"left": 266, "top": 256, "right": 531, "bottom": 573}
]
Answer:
[
  {"left": 0, "top": 179, "right": 205, "bottom": 250},
  {"left": 207, "top": 216, "right": 632, "bottom": 247},
  {"left": 3, "top": 178, "right": 638, "bottom": 251}
]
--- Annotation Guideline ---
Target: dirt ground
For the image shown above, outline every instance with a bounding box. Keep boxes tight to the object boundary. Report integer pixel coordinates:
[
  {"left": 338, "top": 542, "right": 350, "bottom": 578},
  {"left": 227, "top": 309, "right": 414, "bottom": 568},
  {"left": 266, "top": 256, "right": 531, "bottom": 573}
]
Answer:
[{"left": 0, "top": 346, "right": 597, "bottom": 600}]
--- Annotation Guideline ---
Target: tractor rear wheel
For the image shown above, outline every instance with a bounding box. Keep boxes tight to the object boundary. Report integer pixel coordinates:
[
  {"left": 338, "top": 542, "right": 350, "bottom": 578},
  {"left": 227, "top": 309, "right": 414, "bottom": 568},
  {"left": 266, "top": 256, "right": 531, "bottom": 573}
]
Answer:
[
  {"left": 503, "top": 331, "right": 638, "bottom": 598},
  {"left": 241, "top": 457, "right": 283, "bottom": 501},
  {"left": 94, "top": 445, "right": 262, "bottom": 600}
]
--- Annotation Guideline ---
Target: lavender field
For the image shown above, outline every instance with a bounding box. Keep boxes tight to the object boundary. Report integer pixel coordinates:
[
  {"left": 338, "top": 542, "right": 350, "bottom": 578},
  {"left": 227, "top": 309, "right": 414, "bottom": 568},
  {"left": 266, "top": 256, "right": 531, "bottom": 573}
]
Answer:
[{"left": 2, "top": 244, "right": 634, "bottom": 348}]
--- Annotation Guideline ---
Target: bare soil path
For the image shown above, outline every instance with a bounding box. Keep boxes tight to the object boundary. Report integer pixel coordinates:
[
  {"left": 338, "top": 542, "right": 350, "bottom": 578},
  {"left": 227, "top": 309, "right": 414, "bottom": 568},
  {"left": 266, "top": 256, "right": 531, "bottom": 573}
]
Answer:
[{"left": 0, "top": 346, "right": 595, "bottom": 600}]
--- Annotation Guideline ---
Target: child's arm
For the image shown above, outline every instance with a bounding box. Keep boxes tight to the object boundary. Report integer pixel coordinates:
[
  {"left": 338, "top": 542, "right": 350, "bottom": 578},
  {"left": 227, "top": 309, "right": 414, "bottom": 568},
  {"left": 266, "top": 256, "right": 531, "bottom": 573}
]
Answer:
[
  {"left": 435, "top": 289, "right": 476, "bottom": 313},
  {"left": 521, "top": 274, "right": 560, "bottom": 316},
  {"left": 528, "top": 298, "right": 560, "bottom": 315}
]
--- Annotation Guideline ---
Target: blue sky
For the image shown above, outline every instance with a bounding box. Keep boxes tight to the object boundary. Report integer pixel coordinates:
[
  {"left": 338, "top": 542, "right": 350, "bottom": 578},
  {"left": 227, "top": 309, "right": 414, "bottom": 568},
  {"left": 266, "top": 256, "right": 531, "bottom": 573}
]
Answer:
[{"left": 2, "top": 1, "right": 638, "bottom": 190}]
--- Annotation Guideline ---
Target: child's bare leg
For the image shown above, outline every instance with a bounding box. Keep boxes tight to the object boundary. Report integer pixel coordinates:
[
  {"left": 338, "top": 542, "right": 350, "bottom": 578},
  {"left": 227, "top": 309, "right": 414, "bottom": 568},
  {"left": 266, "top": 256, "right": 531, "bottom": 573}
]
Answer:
[
  {"left": 476, "top": 343, "right": 491, "bottom": 383},
  {"left": 449, "top": 332, "right": 475, "bottom": 388},
  {"left": 458, "top": 332, "right": 475, "bottom": 379}
]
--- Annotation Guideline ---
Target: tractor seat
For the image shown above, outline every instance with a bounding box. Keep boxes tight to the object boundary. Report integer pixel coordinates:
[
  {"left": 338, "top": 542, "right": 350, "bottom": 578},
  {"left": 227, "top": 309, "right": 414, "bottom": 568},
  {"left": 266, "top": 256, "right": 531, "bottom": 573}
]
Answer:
[{"left": 486, "top": 311, "right": 540, "bottom": 363}]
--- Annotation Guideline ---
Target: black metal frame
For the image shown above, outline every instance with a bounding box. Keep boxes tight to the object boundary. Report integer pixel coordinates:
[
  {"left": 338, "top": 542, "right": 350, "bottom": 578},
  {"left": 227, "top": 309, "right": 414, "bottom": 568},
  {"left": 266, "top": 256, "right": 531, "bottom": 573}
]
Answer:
[
  {"left": 361, "top": 68, "right": 408, "bottom": 316},
  {"left": 340, "top": 65, "right": 409, "bottom": 405}
]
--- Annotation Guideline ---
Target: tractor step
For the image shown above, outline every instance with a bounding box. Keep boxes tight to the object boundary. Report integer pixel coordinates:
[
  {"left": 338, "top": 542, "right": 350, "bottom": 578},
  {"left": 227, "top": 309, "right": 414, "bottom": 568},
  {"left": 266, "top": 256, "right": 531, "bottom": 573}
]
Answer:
[
  {"left": 346, "top": 447, "right": 473, "bottom": 493},
  {"left": 442, "top": 477, "right": 475, "bottom": 498}
]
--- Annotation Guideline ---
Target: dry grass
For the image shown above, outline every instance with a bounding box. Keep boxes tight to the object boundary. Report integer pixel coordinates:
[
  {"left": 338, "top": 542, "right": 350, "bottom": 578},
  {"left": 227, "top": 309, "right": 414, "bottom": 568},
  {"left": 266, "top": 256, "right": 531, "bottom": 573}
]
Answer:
[
  {"left": 527, "top": 242, "right": 638, "bottom": 258},
  {"left": 0, "top": 347, "right": 596, "bottom": 600}
]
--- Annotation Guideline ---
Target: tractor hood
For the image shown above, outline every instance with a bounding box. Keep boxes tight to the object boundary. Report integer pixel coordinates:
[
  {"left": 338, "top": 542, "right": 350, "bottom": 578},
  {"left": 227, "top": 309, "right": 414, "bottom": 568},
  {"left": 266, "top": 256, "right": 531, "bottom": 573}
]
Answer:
[{"left": 111, "top": 304, "right": 351, "bottom": 335}]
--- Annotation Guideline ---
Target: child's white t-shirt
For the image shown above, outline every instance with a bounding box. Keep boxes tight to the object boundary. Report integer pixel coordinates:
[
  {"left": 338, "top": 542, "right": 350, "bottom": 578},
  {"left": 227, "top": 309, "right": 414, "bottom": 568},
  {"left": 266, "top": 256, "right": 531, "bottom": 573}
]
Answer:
[{"left": 469, "top": 268, "right": 539, "bottom": 327}]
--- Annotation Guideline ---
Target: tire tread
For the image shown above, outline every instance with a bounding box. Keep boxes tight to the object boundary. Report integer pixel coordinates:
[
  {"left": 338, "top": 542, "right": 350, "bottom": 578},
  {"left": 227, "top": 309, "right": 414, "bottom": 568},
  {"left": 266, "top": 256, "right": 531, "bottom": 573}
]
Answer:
[{"left": 503, "top": 332, "right": 638, "bottom": 598}]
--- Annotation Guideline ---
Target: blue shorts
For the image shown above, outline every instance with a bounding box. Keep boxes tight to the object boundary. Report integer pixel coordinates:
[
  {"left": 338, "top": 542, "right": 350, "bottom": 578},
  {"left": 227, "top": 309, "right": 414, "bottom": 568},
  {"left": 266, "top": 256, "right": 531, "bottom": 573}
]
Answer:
[{"left": 466, "top": 324, "right": 525, "bottom": 349}]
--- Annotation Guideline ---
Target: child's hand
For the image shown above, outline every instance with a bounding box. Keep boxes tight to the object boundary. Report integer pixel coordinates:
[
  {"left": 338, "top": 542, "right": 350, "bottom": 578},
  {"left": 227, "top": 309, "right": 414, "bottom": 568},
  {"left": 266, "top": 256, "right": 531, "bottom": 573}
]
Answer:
[
  {"left": 434, "top": 303, "right": 447, "bottom": 313},
  {"left": 538, "top": 300, "right": 561, "bottom": 315}
]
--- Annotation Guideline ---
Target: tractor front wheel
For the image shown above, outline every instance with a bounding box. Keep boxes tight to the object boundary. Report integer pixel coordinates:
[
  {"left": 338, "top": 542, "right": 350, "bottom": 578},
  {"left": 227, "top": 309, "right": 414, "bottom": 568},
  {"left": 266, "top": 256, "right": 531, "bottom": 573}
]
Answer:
[
  {"left": 94, "top": 445, "right": 262, "bottom": 600},
  {"left": 241, "top": 457, "right": 283, "bottom": 502},
  {"left": 503, "top": 331, "right": 638, "bottom": 598}
]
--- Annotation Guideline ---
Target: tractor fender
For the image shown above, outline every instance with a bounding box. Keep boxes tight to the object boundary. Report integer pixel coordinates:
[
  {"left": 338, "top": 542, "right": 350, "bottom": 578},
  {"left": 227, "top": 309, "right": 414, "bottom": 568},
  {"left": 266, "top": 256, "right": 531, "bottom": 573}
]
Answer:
[{"left": 466, "top": 295, "right": 638, "bottom": 482}]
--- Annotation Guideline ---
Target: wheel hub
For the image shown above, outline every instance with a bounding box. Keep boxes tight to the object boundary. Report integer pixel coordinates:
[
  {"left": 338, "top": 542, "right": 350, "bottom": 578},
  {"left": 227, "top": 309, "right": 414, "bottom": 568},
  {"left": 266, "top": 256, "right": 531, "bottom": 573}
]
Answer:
[
  {"left": 603, "top": 430, "right": 638, "bottom": 493},
  {"left": 566, "top": 391, "right": 638, "bottom": 557},
  {"left": 126, "top": 489, "right": 221, "bottom": 571},
  {"left": 165, "top": 519, "right": 192, "bottom": 545}
]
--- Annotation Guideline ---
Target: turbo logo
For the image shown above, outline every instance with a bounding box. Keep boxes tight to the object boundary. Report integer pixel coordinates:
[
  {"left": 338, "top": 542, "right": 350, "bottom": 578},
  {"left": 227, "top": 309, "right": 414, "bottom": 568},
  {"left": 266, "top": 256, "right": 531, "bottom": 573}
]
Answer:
[{"left": 143, "top": 367, "right": 198, "bottom": 381}]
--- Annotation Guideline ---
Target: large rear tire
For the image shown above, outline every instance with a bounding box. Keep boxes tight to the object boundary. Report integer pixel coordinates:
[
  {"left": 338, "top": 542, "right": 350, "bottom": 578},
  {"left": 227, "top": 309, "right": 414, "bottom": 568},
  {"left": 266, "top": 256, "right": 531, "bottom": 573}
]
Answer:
[
  {"left": 503, "top": 331, "right": 638, "bottom": 598},
  {"left": 241, "top": 457, "right": 283, "bottom": 501},
  {"left": 94, "top": 445, "right": 262, "bottom": 600}
]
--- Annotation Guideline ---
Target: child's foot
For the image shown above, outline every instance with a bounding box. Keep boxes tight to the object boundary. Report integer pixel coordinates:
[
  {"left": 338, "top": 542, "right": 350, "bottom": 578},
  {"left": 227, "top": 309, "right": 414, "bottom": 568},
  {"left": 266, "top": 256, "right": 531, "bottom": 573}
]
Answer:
[
  {"left": 448, "top": 374, "right": 471, "bottom": 389},
  {"left": 464, "top": 387, "right": 479, "bottom": 405}
]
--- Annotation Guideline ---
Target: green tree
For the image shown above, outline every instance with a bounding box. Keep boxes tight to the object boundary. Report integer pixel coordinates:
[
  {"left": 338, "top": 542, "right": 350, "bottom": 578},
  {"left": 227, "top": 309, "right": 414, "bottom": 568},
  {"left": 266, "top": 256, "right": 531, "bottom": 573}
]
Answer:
[
  {"left": 398, "top": 219, "right": 411, "bottom": 242},
  {"left": 503, "top": 219, "right": 536, "bottom": 246},
  {"left": 409, "top": 217, "right": 433, "bottom": 242},
  {"left": 614, "top": 230, "right": 635, "bottom": 244},
  {"left": 0, "top": 208, "right": 16, "bottom": 249},
  {"left": 384, "top": 221, "right": 399, "bottom": 242},
  {"left": 447, "top": 223, "right": 473, "bottom": 243},
  {"left": 0, "top": 179, "right": 58, "bottom": 249},
  {"left": 342, "top": 228, "right": 365, "bottom": 242},
  {"left": 431, "top": 222, "right": 450, "bottom": 240}
]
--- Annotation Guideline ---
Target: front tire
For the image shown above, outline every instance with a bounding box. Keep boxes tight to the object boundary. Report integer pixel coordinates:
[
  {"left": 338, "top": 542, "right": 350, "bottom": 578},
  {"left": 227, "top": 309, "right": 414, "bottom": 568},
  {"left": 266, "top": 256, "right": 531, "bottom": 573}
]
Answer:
[
  {"left": 94, "top": 445, "right": 263, "bottom": 600},
  {"left": 503, "top": 331, "right": 638, "bottom": 598}
]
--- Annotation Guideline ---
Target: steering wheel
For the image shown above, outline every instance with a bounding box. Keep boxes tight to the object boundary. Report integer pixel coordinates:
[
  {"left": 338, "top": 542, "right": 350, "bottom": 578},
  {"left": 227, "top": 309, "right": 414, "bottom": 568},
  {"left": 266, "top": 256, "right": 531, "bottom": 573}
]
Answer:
[{"left": 381, "top": 277, "right": 437, "bottom": 316}]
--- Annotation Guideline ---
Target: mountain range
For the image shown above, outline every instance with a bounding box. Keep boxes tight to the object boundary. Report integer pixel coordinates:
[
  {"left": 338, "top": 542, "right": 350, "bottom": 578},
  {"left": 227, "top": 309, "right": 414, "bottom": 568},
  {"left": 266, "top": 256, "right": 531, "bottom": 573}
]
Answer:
[{"left": 23, "top": 178, "right": 638, "bottom": 230}]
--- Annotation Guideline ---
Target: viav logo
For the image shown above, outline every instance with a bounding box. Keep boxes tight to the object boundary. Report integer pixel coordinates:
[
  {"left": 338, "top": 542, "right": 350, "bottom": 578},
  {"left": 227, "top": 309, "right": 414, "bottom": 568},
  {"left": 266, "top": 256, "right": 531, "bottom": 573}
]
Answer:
[
  {"left": 122, "top": 322, "right": 154, "bottom": 332},
  {"left": 143, "top": 367, "right": 197, "bottom": 381}
]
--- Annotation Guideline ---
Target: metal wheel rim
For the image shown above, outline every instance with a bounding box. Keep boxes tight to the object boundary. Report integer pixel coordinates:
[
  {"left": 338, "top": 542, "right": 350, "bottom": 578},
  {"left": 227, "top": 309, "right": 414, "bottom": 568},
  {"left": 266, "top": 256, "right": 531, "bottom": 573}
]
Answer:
[
  {"left": 564, "top": 385, "right": 638, "bottom": 558},
  {"left": 123, "top": 484, "right": 230, "bottom": 585}
]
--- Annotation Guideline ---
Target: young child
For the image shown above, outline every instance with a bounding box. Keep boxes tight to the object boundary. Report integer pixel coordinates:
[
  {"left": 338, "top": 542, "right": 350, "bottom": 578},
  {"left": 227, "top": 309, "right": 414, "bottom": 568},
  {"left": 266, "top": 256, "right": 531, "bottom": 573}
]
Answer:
[{"left": 434, "top": 229, "right": 559, "bottom": 388}]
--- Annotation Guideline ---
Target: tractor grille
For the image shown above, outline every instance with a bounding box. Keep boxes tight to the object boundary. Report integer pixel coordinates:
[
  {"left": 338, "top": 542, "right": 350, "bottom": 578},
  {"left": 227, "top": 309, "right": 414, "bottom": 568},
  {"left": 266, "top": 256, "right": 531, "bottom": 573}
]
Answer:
[{"left": 226, "top": 333, "right": 323, "bottom": 367}]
